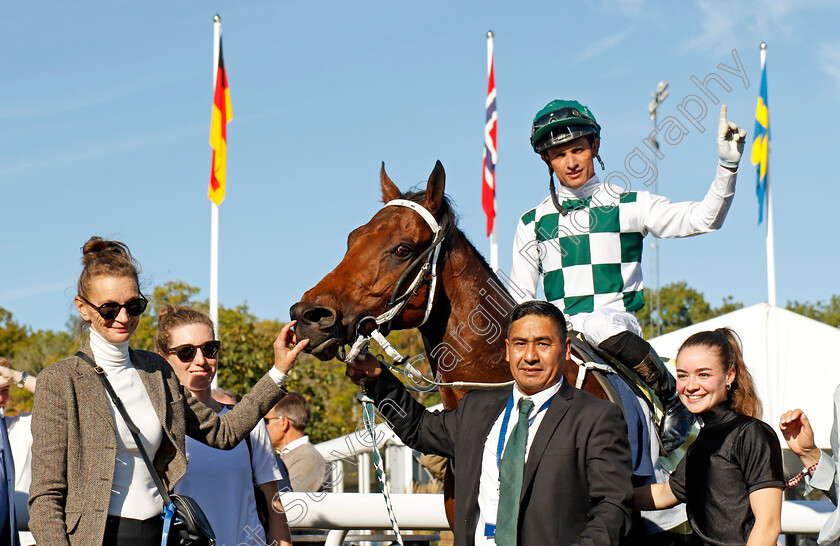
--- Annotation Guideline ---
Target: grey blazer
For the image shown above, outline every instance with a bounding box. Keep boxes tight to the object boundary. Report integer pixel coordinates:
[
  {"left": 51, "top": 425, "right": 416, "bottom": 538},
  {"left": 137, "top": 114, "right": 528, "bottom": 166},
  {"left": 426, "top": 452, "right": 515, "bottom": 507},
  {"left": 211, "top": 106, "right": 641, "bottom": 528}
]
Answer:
[
  {"left": 28, "top": 343, "right": 286, "bottom": 546},
  {"left": 807, "top": 384, "right": 840, "bottom": 545}
]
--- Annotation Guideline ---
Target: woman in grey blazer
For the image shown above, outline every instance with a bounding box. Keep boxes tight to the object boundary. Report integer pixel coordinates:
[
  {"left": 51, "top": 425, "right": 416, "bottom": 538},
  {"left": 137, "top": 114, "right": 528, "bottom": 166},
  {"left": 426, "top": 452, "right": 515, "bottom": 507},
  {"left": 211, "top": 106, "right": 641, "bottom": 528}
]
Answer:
[{"left": 28, "top": 237, "right": 308, "bottom": 546}]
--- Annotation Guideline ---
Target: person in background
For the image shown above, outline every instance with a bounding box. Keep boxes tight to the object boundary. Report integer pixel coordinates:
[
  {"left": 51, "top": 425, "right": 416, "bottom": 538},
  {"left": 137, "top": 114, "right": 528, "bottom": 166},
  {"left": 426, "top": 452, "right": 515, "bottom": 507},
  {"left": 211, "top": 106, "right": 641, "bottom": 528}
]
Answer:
[
  {"left": 266, "top": 393, "right": 329, "bottom": 492},
  {"left": 0, "top": 360, "right": 37, "bottom": 546},
  {"left": 780, "top": 385, "right": 840, "bottom": 544},
  {"left": 0, "top": 363, "right": 21, "bottom": 546},
  {"left": 156, "top": 305, "right": 292, "bottom": 546},
  {"left": 212, "top": 387, "right": 238, "bottom": 406},
  {"left": 635, "top": 328, "right": 783, "bottom": 545},
  {"left": 29, "top": 237, "right": 307, "bottom": 545}
]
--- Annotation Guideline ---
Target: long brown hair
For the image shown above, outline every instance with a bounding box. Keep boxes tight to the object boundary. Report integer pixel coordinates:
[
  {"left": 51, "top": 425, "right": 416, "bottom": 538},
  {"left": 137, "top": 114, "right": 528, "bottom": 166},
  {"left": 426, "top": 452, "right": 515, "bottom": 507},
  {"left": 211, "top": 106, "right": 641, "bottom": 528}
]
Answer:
[
  {"left": 677, "top": 328, "right": 762, "bottom": 419},
  {"left": 155, "top": 305, "right": 215, "bottom": 355}
]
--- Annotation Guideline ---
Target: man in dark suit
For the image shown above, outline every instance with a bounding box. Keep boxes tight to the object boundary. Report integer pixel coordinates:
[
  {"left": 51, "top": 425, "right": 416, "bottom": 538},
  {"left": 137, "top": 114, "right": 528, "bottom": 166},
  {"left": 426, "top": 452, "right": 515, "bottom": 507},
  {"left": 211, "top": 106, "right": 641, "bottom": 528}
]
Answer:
[{"left": 346, "top": 300, "right": 633, "bottom": 545}]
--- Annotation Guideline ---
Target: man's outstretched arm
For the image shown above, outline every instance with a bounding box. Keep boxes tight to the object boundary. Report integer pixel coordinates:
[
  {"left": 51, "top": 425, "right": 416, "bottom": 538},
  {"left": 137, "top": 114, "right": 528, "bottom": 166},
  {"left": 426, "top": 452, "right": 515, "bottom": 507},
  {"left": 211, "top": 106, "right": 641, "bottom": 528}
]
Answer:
[{"left": 347, "top": 355, "right": 458, "bottom": 459}]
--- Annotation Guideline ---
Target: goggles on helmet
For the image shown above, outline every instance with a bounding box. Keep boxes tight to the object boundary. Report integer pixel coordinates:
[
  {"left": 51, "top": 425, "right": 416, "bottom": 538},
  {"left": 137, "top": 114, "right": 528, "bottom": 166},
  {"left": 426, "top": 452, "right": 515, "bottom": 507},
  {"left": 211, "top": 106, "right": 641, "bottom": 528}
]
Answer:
[
  {"left": 532, "top": 107, "right": 597, "bottom": 135},
  {"left": 530, "top": 100, "right": 601, "bottom": 154}
]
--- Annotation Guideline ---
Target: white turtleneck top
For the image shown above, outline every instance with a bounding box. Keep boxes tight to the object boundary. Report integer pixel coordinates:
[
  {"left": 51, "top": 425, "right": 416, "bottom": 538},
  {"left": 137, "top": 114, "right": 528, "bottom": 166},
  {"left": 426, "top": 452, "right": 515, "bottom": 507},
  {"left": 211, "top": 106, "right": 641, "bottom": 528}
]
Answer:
[{"left": 89, "top": 329, "right": 164, "bottom": 520}]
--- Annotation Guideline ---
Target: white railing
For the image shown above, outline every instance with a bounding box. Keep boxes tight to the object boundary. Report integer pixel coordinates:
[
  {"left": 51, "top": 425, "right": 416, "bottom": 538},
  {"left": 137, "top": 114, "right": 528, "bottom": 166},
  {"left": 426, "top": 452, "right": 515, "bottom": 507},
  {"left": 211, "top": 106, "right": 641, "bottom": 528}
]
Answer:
[
  {"left": 279, "top": 493, "right": 835, "bottom": 545},
  {"left": 281, "top": 492, "right": 447, "bottom": 546}
]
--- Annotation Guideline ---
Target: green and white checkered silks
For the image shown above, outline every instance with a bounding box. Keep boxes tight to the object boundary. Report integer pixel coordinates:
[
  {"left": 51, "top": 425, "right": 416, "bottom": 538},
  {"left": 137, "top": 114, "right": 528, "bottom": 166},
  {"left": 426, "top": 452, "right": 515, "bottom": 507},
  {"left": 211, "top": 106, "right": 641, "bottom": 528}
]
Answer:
[{"left": 517, "top": 192, "right": 645, "bottom": 316}]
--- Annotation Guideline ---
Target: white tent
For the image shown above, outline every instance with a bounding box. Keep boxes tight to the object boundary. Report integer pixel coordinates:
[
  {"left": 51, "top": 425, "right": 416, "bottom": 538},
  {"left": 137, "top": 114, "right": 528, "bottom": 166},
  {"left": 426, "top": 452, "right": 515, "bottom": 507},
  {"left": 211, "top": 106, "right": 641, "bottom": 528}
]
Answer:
[{"left": 649, "top": 303, "right": 840, "bottom": 448}]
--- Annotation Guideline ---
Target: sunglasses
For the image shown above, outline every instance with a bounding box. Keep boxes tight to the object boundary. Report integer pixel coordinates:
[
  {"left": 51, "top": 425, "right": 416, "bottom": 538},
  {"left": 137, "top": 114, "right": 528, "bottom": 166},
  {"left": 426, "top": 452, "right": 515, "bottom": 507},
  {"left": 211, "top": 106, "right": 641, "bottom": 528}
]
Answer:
[
  {"left": 532, "top": 107, "right": 596, "bottom": 134},
  {"left": 264, "top": 415, "right": 297, "bottom": 427},
  {"left": 79, "top": 294, "right": 148, "bottom": 320},
  {"left": 168, "top": 341, "right": 221, "bottom": 363}
]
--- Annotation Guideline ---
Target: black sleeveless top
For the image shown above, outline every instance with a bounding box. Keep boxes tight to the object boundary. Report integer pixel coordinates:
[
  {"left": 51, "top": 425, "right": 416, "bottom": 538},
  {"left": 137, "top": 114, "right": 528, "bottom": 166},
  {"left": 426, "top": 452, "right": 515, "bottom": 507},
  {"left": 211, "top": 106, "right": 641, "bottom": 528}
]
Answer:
[{"left": 669, "top": 402, "right": 784, "bottom": 545}]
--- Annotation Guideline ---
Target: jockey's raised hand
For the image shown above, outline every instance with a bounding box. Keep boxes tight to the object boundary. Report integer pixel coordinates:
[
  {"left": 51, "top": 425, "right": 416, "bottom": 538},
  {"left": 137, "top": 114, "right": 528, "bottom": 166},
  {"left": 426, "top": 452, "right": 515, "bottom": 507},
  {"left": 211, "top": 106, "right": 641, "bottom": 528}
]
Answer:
[
  {"left": 779, "top": 408, "right": 822, "bottom": 468},
  {"left": 345, "top": 352, "right": 383, "bottom": 386},
  {"left": 273, "top": 320, "right": 309, "bottom": 374},
  {"left": 717, "top": 104, "right": 747, "bottom": 170}
]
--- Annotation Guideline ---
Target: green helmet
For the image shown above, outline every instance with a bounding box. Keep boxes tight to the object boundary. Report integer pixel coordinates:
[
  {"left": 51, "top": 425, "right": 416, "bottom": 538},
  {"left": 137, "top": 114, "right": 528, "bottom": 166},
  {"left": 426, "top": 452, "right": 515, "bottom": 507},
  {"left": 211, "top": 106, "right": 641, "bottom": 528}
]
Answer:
[{"left": 530, "top": 99, "right": 601, "bottom": 154}]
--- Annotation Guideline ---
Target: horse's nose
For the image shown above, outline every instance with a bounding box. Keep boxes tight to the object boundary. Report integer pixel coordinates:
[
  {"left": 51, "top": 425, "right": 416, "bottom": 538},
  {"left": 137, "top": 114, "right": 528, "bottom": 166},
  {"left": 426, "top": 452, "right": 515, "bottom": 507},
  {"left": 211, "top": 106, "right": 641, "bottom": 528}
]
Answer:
[{"left": 290, "top": 302, "right": 338, "bottom": 330}]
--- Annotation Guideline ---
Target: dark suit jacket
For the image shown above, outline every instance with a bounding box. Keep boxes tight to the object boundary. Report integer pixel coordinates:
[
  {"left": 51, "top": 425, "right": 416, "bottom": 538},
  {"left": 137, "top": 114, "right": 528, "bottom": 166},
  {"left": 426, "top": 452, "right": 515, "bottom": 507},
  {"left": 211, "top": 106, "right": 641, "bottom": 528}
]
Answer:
[
  {"left": 28, "top": 343, "right": 286, "bottom": 546},
  {"left": 367, "top": 369, "right": 633, "bottom": 546}
]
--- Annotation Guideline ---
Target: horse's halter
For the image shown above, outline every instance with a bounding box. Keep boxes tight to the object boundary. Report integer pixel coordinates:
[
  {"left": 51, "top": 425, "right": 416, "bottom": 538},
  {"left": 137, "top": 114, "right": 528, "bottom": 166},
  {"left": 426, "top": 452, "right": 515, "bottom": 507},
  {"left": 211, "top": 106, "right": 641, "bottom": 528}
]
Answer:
[
  {"left": 343, "top": 198, "right": 445, "bottom": 363},
  {"left": 343, "top": 198, "right": 515, "bottom": 391},
  {"left": 379, "top": 199, "right": 445, "bottom": 329}
]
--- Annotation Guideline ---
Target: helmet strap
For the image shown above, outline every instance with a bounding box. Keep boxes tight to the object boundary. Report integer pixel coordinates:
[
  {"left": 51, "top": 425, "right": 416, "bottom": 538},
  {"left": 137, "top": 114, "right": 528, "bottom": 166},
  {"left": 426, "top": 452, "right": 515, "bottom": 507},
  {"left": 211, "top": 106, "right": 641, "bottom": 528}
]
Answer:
[
  {"left": 596, "top": 154, "right": 605, "bottom": 170},
  {"left": 548, "top": 166, "right": 569, "bottom": 217}
]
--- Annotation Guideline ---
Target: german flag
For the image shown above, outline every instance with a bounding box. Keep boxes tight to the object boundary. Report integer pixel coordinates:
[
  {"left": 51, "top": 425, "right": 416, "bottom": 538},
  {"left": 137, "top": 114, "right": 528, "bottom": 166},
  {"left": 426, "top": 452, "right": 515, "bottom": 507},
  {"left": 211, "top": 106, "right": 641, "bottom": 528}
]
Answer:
[{"left": 209, "top": 38, "right": 232, "bottom": 206}]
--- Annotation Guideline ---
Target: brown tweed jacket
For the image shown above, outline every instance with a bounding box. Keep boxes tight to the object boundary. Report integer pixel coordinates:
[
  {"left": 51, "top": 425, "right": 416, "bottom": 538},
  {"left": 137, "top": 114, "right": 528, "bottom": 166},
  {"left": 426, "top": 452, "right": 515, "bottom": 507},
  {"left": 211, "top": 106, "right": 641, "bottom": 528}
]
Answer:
[{"left": 28, "top": 343, "right": 286, "bottom": 546}]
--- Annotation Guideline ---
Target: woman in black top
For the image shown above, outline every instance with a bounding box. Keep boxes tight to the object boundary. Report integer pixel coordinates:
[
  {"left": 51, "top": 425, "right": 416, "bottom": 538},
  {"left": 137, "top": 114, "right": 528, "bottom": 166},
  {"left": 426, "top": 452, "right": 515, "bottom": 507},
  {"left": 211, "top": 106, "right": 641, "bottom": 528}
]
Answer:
[{"left": 634, "top": 328, "right": 784, "bottom": 545}]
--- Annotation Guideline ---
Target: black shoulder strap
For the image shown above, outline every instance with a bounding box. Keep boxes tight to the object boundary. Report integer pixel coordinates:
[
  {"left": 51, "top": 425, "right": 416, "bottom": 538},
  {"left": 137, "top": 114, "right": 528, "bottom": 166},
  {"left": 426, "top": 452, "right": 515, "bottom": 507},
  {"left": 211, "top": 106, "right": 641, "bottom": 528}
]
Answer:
[{"left": 76, "top": 351, "right": 173, "bottom": 506}]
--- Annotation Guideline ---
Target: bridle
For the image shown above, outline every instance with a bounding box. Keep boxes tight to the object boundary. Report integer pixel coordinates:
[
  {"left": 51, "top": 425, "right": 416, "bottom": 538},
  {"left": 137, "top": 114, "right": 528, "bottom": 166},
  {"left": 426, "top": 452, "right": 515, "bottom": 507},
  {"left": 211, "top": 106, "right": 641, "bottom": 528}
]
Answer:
[
  {"left": 342, "top": 199, "right": 515, "bottom": 391},
  {"left": 380, "top": 199, "right": 446, "bottom": 330},
  {"left": 342, "top": 198, "right": 445, "bottom": 362}
]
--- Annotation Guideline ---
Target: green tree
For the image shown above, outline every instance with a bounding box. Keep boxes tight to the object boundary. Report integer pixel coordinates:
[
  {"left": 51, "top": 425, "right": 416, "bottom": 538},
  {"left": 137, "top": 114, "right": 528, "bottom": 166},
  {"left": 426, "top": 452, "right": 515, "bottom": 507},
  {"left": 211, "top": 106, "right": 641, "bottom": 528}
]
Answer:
[
  {"left": 637, "top": 282, "right": 743, "bottom": 336},
  {"left": 133, "top": 281, "right": 203, "bottom": 351},
  {"left": 786, "top": 295, "right": 840, "bottom": 327},
  {"left": 0, "top": 307, "right": 30, "bottom": 358},
  {"left": 0, "top": 281, "right": 449, "bottom": 441}
]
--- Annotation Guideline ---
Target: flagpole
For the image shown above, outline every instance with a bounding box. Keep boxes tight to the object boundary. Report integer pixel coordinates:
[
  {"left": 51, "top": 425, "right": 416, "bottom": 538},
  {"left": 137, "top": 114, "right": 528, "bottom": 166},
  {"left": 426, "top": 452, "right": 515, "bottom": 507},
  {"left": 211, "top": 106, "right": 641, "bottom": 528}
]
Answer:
[
  {"left": 760, "top": 42, "right": 776, "bottom": 307},
  {"left": 486, "top": 30, "right": 499, "bottom": 272},
  {"left": 210, "top": 15, "right": 221, "bottom": 388}
]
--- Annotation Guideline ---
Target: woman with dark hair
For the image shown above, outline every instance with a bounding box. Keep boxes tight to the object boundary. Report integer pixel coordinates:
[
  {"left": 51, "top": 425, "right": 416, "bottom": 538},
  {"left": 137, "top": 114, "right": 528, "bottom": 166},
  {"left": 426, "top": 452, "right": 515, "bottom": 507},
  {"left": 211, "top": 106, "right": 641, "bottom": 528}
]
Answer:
[
  {"left": 28, "top": 237, "right": 307, "bottom": 545},
  {"left": 634, "top": 328, "right": 784, "bottom": 545},
  {"left": 155, "top": 305, "right": 291, "bottom": 546}
]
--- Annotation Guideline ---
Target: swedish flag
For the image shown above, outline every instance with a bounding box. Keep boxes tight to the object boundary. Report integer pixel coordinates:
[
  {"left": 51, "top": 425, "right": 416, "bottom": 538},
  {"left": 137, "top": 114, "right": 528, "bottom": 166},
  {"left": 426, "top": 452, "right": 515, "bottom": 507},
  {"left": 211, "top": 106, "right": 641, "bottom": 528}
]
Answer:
[{"left": 751, "top": 55, "right": 769, "bottom": 224}]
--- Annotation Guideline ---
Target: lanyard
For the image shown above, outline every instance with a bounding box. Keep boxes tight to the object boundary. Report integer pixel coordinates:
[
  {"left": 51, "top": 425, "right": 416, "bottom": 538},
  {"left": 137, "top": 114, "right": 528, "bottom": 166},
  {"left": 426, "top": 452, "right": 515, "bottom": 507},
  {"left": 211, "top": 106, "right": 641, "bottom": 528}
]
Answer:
[{"left": 496, "top": 393, "right": 556, "bottom": 471}]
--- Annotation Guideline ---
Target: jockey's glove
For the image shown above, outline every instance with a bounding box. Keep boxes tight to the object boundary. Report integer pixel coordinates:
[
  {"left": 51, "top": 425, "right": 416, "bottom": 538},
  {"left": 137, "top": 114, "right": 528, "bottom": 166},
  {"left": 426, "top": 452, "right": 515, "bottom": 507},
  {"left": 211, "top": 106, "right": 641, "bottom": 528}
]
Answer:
[{"left": 717, "top": 104, "right": 747, "bottom": 169}]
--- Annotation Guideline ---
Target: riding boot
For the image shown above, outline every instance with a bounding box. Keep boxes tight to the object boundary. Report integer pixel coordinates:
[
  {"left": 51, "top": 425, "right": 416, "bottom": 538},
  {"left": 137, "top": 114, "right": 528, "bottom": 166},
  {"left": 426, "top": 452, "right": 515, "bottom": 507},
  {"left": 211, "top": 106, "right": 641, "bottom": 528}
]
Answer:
[{"left": 598, "top": 331, "right": 695, "bottom": 455}]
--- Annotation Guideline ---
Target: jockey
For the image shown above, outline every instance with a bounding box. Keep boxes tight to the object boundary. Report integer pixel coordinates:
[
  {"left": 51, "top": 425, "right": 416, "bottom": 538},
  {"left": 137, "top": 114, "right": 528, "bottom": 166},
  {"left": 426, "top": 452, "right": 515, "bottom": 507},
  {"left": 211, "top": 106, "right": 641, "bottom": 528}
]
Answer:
[{"left": 510, "top": 99, "right": 746, "bottom": 454}]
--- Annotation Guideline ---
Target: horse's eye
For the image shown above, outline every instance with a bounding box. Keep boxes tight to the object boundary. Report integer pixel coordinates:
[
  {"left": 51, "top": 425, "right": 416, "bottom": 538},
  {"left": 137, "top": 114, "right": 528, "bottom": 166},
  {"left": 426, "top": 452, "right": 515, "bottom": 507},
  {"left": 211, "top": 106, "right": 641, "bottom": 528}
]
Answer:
[{"left": 394, "top": 244, "right": 412, "bottom": 258}]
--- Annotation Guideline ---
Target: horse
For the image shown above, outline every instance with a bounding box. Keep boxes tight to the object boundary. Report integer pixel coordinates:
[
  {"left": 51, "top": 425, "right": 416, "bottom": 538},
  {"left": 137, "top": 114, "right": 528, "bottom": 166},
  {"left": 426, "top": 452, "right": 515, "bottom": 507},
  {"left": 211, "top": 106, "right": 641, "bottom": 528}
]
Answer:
[
  {"left": 291, "top": 161, "right": 682, "bottom": 535},
  {"left": 290, "top": 160, "right": 612, "bottom": 408}
]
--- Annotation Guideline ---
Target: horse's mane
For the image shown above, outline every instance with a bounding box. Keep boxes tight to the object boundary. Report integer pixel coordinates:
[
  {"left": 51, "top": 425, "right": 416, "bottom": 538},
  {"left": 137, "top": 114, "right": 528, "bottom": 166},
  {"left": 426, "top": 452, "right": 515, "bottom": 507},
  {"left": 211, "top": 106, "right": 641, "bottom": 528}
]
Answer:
[{"left": 399, "top": 190, "right": 506, "bottom": 288}]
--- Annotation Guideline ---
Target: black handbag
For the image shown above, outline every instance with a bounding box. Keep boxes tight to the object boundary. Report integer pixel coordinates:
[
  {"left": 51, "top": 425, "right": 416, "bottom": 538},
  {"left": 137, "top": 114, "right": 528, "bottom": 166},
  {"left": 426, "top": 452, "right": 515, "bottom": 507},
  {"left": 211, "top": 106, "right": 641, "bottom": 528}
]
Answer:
[{"left": 76, "top": 352, "right": 217, "bottom": 546}]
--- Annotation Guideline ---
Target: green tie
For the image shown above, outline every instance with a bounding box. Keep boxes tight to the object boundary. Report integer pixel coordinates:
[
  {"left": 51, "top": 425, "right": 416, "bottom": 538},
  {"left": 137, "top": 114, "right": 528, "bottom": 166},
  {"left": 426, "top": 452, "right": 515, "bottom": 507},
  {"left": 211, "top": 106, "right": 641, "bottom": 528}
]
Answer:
[{"left": 495, "top": 398, "right": 534, "bottom": 545}]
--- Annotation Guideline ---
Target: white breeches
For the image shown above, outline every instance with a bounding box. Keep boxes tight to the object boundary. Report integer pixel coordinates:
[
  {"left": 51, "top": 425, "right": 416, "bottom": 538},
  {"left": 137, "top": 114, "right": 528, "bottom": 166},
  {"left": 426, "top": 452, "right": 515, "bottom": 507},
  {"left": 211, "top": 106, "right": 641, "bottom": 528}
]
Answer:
[{"left": 567, "top": 308, "right": 643, "bottom": 348}]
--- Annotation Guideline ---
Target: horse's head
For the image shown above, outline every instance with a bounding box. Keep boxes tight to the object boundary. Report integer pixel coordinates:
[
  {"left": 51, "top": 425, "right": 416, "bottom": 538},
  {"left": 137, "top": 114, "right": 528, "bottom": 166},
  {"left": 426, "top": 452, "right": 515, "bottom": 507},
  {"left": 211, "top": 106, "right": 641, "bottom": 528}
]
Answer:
[{"left": 291, "top": 161, "right": 452, "bottom": 361}]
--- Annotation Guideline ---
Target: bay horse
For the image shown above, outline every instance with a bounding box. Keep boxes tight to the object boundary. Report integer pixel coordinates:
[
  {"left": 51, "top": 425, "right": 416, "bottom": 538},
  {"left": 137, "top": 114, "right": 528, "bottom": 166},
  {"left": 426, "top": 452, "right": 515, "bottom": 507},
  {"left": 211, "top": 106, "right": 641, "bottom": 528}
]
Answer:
[
  {"left": 291, "top": 161, "right": 681, "bottom": 534},
  {"left": 290, "top": 160, "right": 609, "bottom": 409}
]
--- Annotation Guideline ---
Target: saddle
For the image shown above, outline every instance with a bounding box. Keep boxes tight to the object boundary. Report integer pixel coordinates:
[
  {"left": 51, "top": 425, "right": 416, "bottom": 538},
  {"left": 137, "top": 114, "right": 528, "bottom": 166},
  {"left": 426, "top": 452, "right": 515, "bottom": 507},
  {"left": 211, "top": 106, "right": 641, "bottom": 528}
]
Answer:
[{"left": 567, "top": 330, "right": 695, "bottom": 473}]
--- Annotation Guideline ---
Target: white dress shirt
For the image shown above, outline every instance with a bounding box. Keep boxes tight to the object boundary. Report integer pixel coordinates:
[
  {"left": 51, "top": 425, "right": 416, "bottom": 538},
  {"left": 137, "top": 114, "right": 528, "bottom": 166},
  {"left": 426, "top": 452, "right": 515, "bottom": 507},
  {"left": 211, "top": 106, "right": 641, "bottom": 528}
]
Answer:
[{"left": 474, "top": 379, "right": 563, "bottom": 545}]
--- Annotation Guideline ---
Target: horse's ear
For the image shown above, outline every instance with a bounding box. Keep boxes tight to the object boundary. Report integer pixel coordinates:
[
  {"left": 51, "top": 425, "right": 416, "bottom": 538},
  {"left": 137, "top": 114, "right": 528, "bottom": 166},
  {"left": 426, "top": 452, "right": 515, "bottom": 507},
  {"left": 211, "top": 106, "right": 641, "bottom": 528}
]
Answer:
[
  {"left": 425, "top": 160, "right": 446, "bottom": 215},
  {"left": 380, "top": 162, "right": 402, "bottom": 204}
]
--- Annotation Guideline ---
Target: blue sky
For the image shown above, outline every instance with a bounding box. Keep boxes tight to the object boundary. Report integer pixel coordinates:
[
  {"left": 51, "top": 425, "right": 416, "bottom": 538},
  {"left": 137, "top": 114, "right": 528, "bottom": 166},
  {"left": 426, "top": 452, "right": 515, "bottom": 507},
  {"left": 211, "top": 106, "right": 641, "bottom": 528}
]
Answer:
[{"left": 2, "top": 1, "right": 839, "bottom": 333}]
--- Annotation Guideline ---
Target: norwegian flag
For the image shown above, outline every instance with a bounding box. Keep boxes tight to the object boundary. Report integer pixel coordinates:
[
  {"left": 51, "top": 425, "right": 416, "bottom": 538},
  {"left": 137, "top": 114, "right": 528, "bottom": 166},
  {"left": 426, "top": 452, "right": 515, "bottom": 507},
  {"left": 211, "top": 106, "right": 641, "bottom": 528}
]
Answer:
[{"left": 481, "top": 33, "right": 498, "bottom": 239}]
